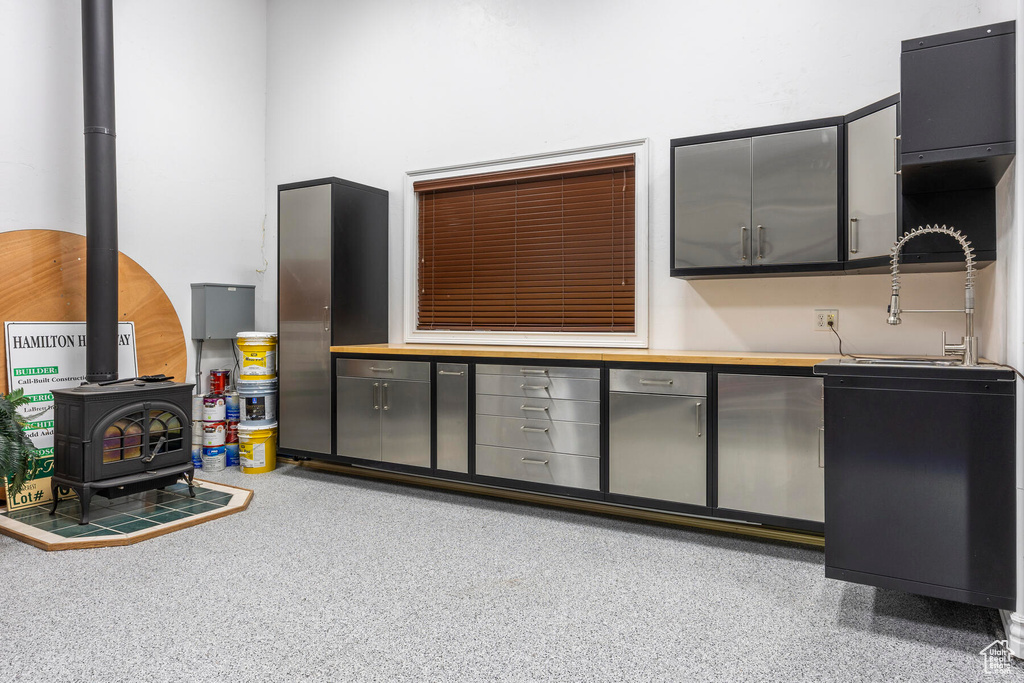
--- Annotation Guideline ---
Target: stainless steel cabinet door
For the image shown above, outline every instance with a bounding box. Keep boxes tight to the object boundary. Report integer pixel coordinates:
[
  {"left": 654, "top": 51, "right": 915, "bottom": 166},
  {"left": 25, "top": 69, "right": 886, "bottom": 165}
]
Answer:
[
  {"left": 751, "top": 127, "right": 838, "bottom": 265},
  {"left": 608, "top": 392, "right": 706, "bottom": 505},
  {"left": 436, "top": 363, "right": 469, "bottom": 473},
  {"left": 673, "top": 138, "right": 752, "bottom": 268},
  {"left": 717, "top": 374, "right": 824, "bottom": 522},
  {"left": 279, "top": 184, "right": 333, "bottom": 455},
  {"left": 848, "top": 104, "right": 898, "bottom": 260},
  {"left": 381, "top": 379, "right": 431, "bottom": 468},
  {"left": 336, "top": 376, "right": 381, "bottom": 461}
]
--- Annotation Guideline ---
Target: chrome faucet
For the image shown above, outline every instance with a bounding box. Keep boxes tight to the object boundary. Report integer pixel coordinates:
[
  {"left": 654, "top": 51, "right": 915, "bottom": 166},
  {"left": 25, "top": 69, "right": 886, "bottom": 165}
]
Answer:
[{"left": 886, "top": 224, "right": 978, "bottom": 366}]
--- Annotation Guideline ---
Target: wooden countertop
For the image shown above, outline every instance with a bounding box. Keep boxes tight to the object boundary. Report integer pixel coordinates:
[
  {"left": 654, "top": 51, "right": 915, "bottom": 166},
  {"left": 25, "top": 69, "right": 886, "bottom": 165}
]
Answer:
[{"left": 330, "top": 343, "right": 838, "bottom": 368}]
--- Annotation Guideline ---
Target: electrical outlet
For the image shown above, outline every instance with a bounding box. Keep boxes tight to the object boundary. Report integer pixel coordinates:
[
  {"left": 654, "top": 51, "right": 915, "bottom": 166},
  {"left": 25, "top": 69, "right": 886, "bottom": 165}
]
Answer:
[{"left": 815, "top": 309, "right": 838, "bottom": 331}]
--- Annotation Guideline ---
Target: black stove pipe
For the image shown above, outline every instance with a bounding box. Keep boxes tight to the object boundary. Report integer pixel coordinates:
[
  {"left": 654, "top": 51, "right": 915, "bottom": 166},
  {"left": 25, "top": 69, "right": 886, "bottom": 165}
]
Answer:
[{"left": 82, "top": 0, "right": 119, "bottom": 383}]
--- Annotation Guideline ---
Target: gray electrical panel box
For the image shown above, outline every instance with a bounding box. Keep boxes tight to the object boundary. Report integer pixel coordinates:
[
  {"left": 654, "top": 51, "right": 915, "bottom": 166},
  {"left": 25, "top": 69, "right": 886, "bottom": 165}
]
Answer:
[{"left": 190, "top": 283, "right": 256, "bottom": 340}]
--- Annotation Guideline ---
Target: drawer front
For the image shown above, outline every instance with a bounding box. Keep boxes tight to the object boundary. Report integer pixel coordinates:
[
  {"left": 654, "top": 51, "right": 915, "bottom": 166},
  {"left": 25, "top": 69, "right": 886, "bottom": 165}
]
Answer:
[
  {"left": 476, "top": 445, "right": 599, "bottom": 491},
  {"left": 476, "top": 395, "right": 601, "bottom": 424},
  {"left": 476, "top": 364, "right": 600, "bottom": 380},
  {"left": 609, "top": 368, "right": 707, "bottom": 397},
  {"left": 476, "top": 415, "right": 600, "bottom": 456},
  {"left": 476, "top": 374, "right": 599, "bottom": 401},
  {"left": 336, "top": 358, "right": 429, "bottom": 382}
]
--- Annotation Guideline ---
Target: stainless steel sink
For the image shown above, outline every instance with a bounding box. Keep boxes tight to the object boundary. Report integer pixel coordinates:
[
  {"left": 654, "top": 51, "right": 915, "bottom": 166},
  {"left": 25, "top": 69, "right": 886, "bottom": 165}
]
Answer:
[{"left": 839, "top": 356, "right": 960, "bottom": 367}]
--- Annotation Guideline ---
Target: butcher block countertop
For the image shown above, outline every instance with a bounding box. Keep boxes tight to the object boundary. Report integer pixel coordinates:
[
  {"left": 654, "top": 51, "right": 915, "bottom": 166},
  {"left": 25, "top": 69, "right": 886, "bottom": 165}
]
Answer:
[{"left": 330, "top": 343, "right": 838, "bottom": 368}]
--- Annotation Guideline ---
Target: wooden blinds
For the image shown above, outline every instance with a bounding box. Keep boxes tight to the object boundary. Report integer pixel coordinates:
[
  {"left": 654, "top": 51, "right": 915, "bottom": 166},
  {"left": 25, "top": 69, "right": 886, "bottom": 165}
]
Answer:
[{"left": 415, "top": 154, "right": 635, "bottom": 332}]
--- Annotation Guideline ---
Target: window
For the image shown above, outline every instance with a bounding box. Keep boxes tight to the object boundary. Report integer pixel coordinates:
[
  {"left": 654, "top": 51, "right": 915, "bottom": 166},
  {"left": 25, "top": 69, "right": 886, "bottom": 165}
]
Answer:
[{"left": 404, "top": 140, "right": 648, "bottom": 347}]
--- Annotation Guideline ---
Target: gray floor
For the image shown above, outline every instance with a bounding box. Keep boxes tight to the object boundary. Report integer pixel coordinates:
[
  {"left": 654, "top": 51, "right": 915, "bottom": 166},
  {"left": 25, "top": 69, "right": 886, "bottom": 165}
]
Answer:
[{"left": 0, "top": 463, "right": 1017, "bottom": 682}]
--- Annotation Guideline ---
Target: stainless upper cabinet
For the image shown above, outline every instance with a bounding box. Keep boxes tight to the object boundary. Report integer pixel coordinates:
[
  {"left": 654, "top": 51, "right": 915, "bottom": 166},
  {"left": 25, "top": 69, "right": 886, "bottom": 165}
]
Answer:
[
  {"left": 673, "top": 138, "right": 752, "bottom": 268},
  {"left": 847, "top": 100, "right": 899, "bottom": 261},
  {"left": 279, "top": 184, "right": 333, "bottom": 455},
  {"left": 751, "top": 127, "right": 838, "bottom": 265}
]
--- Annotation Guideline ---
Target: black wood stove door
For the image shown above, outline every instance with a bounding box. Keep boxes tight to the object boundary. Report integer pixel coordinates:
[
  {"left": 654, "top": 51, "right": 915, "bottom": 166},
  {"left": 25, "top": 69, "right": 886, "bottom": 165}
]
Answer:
[{"left": 90, "top": 401, "right": 189, "bottom": 480}]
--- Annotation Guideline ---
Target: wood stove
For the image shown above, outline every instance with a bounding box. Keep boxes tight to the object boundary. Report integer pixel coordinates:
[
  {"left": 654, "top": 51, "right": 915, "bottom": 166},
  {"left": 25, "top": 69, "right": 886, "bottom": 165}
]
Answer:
[
  {"left": 51, "top": 381, "right": 195, "bottom": 524},
  {"left": 48, "top": 0, "right": 196, "bottom": 525}
]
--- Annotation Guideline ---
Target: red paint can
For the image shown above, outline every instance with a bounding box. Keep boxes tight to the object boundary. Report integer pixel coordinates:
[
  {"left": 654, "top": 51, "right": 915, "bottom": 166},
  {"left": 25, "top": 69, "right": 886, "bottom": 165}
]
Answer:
[
  {"left": 226, "top": 420, "right": 239, "bottom": 444},
  {"left": 209, "top": 369, "right": 230, "bottom": 394}
]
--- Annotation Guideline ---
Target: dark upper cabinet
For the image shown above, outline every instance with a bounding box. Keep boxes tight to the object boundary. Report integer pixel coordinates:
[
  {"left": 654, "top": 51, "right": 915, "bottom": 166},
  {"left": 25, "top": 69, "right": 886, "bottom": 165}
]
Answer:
[{"left": 671, "top": 118, "right": 843, "bottom": 279}]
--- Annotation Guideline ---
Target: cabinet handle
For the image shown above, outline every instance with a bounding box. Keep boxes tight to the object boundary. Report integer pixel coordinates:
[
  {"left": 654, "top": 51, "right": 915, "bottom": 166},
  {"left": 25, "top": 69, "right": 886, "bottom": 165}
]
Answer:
[
  {"left": 521, "top": 383, "right": 548, "bottom": 390},
  {"left": 369, "top": 366, "right": 393, "bottom": 373},
  {"left": 520, "top": 426, "right": 549, "bottom": 433},
  {"left": 521, "top": 457, "right": 549, "bottom": 465},
  {"left": 372, "top": 382, "right": 380, "bottom": 411},
  {"left": 520, "top": 405, "right": 549, "bottom": 412},
  {"left": 849, "top": 218, "right": 859, "bottom": 254},
  {"left": 695, "top": 401, "right": 702, "bottom": 438},
  {"left": 639, "top": 378, "right": 673, "bottom": 386},
  {"left": 818, "top": 426, "right": 825, "bottom": 468},
  {"left": 322, "top": 305, "right": 330, "bottom": 333},
  {"left": 520, "top": 368, "right": 548, "bottom": 375},
  {"left": 740, "top": 226, "right": 748, "bottom": 261},
  {"left": 438, "top": 370, "right": 464, "bottom": 376},
  {"left": 382, "top": 383, "right": 389, "bottom": 411},
  {"left": 894, "top": 135, "right": 902, "bottom": 175},
  {"left": 756, "top": 225, "right": 765, "bottom": 260}
]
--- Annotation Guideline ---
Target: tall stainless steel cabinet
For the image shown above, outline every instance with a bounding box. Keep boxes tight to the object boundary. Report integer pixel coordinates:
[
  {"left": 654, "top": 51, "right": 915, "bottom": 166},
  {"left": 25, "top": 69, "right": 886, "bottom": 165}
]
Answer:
[{"left": 278, "top": 178, "right": 389, "bottom": 458}]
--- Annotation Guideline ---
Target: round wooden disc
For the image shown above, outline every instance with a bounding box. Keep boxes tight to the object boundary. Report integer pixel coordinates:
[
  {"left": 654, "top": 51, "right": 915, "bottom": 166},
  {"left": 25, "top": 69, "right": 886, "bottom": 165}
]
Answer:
[{"left": 0, "top": 229, "right": 187, "bottom": 393}]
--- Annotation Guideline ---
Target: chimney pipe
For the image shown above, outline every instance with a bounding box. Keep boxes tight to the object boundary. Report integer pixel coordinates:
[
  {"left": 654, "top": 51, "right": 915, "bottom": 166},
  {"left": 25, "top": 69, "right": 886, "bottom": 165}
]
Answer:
[{"left": 82, "top": 0, "right": 119, "bottom": 383}]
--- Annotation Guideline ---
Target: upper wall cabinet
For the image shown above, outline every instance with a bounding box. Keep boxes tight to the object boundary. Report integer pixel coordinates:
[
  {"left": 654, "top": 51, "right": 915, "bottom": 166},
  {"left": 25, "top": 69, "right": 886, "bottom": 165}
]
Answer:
[
  {"left": 845, "top": 95, "right": 900, "bottom": 264},
  {"left": 671, "top": 119, "right": 843, "bottom": 279}
]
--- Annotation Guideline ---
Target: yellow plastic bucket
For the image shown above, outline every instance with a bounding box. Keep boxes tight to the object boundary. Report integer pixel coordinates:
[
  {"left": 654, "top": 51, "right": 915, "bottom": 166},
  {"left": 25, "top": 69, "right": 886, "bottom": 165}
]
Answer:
[
  {"left": 237, "top": 331, "right": 278, "bottom": 380},
  {"left": 237, "top": 422, "right": 277, "bottom": 474}
]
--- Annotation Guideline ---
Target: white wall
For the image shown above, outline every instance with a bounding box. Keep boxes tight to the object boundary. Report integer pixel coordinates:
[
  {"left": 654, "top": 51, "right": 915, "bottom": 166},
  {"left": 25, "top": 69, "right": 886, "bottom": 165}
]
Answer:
[
  {"left": 266, "top": 0, "right": 1017, "bottom": 359},
  {"left": 0, "top": 0, "right": 268, "bottom": 382}
]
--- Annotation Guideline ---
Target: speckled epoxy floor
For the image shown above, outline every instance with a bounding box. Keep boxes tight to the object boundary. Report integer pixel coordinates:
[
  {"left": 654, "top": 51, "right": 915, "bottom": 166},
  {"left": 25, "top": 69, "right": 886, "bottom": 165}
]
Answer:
[{"left": 0, "top": 463, "right": 1016, "bottom": 682}]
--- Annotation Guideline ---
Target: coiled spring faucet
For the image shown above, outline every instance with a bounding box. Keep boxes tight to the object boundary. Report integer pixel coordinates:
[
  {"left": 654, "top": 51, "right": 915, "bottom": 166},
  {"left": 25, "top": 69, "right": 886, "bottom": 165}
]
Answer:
[{"left": 887, "top": 224, "right": 978, "bottom": 366}]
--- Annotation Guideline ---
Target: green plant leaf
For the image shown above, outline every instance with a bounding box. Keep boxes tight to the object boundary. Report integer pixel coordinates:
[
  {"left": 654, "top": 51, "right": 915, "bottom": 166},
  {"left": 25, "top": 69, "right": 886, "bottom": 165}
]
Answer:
[{"left": 0, "top": 390, "right": 40, "bottom": 498}]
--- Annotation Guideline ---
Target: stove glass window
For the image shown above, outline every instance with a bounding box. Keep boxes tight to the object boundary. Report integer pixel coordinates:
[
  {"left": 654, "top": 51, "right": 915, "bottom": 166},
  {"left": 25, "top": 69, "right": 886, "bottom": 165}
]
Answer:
[
  {"left": 103, "top": 413, "right": 145, "bottom": 463},
  {"left": 149, "top": 410, "right": 183, "bottom": 456}
]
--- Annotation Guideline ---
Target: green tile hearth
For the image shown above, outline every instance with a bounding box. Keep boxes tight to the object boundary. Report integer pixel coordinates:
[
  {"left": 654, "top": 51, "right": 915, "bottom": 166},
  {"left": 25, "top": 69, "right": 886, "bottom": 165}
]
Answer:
[{"left": 2, "top": 484, "right": 237, "bottom": 540}]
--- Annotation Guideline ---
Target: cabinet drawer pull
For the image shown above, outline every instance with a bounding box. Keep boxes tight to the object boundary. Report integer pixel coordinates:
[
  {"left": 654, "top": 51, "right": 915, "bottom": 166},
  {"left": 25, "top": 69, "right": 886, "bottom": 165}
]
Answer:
[
  {"left": 521, "top": 457, "right": 549, "bottom": 465},
  {"left": 849, "top": 217, "right": 859, "bottom": 254},
  {"left": 520, "top": 426, "right": 549, "bottom": 433},
  {"left": 322, "top": 305, "right": 330, "bottom": 333},
  {"left": 639, "top": 379, "right": 673, "bottom": 386},
  {"left": 756, "top": 225, "right": 765, "bottom": 260},
  {"left": 520, "top": 405, "right": 549, "bottom": 412},
  {"left": 372, "top": 382, "right": 380, "bottom": 411},
  {"left": 438, "top": 370, "right": 464, "bottom": 376},
  {"left": 369, "top": 366, "right": 393, "bottom": 373},
  {"left": 695, "top": 401, "right": 702, "bottom": 438},
  {"left": 740, "top": 226, "right": 748, "bottom": 261},
  {"left": 520, "top": 368, "right": 548, "bottom": 375},
  {"left": 521, "top": 383, "right": 549, "bottom": 390},
  {"left": 382, "top": 383, "right": 389, "bottom": 411},
  {"left": 894, "top": 135, "right": 901, "bottom": 176}
]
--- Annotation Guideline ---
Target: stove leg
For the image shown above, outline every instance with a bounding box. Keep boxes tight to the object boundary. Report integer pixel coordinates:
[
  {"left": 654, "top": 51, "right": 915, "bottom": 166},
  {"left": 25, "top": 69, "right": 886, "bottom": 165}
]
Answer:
[
  {"left": 185, "top": 468, "right": 195, "bottom": 498},
  {"left": 49, "top": 484, "right": 59, "bottom": 516},
  {"left": 78, "top": 487, "right": 94, "bottom": 525}
]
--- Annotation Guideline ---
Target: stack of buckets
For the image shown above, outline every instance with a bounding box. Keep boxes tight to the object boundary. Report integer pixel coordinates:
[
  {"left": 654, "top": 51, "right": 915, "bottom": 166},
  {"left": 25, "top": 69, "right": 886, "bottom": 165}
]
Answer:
[{"left": 236, "top": 331, "right": 278, "bottom": 474}]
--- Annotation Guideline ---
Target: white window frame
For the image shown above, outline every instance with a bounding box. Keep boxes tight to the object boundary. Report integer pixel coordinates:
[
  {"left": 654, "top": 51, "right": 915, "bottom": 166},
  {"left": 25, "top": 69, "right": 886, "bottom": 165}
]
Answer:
[{"left": 403, "top": 139, "right": 649, "bottom": 348}]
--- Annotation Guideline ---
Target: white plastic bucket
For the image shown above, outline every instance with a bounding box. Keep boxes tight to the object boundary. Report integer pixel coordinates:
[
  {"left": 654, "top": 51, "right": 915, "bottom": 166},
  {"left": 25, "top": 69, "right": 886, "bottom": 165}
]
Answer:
[
  {"left": 237, "top": 378, "right": 278, "bottom": 425},
  {"left": 238, "top": 422, "right": 277, "bottom": 473}
]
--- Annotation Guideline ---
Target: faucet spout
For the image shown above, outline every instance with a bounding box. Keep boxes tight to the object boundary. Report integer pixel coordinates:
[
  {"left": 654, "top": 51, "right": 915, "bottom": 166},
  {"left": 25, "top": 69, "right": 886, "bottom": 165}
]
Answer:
[{"left": 888, "top": 224, "right": 977, "bottom": 365}]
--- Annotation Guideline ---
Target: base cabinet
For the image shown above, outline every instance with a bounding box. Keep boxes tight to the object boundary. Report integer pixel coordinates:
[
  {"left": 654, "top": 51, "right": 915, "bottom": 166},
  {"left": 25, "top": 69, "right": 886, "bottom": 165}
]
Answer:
[{"left": 716, "top": 372, "right": 824, "bottom": 523}]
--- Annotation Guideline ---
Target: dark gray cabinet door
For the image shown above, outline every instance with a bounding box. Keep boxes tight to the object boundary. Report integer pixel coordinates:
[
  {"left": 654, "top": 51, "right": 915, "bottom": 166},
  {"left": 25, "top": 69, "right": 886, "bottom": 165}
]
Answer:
[
  {"left": 279, "top": 184, "right": 333, "bottom": 455},
  {"left": 751, "top": 127, "right": 838, "bottom": 265},
  {"left": 381, "top": 379, "right": 431, "bottom": 468},
  {"left": 847, "top": 104, "right": 898, "bottom": 260},
  {"left": 673, "top": 138, "right": 752, "bottom": 268},
  {"left": 336, "top": 376, "right": 381, "bottom": 462}
]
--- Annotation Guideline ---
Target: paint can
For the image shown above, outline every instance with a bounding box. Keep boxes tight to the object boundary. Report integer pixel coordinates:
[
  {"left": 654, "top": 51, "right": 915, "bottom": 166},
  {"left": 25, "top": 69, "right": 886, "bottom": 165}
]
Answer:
[
  {"left": 209, "top": 369, "right": 231, "bottom": 394},
  {"left": 192, "top": 421, "right": 204, "bottom": 445},
  {"left": 192, "top": 394, "right": 204, "bottom": 422},
  {"left": 236, "top": 331, "right": 278, "bottom": 380},
  {"left": 202, "top": 445, "right": 226, "bottom": 472},
  {"left": 225, "top": 391, "right": 240, "bottom": 421},
  {"left": 225, "top": 442, "right": 240, "bottom": 468},
  {"left": 202, "top": 420, "right": 226, "bottom": 447},
  {"left": 236, "top": 378, "right": 277, "bottom": 425},
  {"left": 238, "top": 422, "right": 277, "bottom": 474},
  {"left": 225, "top": 420, "right": 238, "bottom": 443},
  {"left": 191, "top": 444, "right": 203, "bottom": 469},
  {"left": 202, "top": 394, "right": 226, "bottom": 421}
]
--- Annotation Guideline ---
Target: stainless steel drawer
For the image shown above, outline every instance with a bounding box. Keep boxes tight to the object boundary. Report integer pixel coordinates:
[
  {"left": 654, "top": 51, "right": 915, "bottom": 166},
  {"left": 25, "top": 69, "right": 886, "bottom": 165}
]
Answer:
[
  {"left": 476, "top": 445, "right": 599, "bottom": 490},
  {"left": 476, "top": 415, "right": 600, "bottom": 456},
  {"left": 476, "top": 364, "right": 600, "bottom": 380},
  {"left": 475, "top": 395, "right": 601, "bottom": 424},
  {"left": 336, "top": 358, "right": 429, "bottom": 382},
  {"left": 476, "top": 374, "right": 599, "bottom": 401},
  {"left": 609, "top": 368, "right": 706, "bottom": 397}
]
